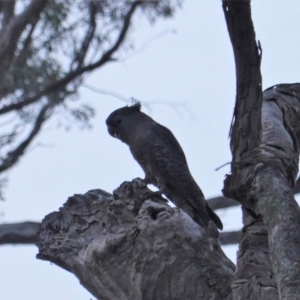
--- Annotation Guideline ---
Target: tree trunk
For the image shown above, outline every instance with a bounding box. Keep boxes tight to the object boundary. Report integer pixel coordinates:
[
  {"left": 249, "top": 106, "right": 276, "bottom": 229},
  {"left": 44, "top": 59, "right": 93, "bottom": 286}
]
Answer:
[{"left": 223, "top": 0, "right": 300, "bottom": 299}]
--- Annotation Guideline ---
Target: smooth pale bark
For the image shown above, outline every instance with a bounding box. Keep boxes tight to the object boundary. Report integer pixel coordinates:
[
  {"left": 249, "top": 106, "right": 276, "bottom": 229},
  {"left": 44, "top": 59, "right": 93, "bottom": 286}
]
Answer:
[{"left": 37, "top": 179, "right": 235, "bottom": 300}]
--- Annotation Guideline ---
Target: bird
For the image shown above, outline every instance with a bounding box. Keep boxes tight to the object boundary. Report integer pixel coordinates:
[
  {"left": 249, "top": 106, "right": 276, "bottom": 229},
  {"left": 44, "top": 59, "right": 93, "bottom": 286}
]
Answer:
[{"left": 106, "top": 102, "right": 223, "bottom": 230}]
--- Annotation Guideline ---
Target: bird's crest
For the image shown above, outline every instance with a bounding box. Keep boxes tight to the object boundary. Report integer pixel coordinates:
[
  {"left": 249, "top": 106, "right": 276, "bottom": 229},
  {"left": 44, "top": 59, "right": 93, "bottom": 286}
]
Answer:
[
  {"left": 128, "top": 99, "right": 141, "bottom": 111},
  {"left": 106, "top": 100, "right": 141, "bottom": 125},
  {"left": 112, "top": 99, "right": 141, "bottom": 115}
]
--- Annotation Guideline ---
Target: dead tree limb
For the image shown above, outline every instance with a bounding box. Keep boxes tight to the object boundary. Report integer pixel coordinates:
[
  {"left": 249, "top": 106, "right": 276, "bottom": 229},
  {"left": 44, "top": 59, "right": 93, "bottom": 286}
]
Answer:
[
  {"left": 208, "top": 165, "right": 300, "bottom": 211},
  {"left": 36, "top": 179, "right": 235, "bottom": 300},
  {"left": 0, "top": 221, "right": 39, "bottom": 245}
]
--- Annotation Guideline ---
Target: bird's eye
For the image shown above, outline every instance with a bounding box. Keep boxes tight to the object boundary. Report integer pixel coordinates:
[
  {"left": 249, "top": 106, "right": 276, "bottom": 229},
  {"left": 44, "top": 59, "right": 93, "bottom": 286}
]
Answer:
[{"left": 115, "top": 117, "right": 122, "bottom": 124}]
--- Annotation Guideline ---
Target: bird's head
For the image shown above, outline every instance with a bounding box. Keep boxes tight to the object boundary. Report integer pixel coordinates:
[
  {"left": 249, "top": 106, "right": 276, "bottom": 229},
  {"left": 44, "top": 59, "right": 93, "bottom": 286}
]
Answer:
[{"left": 106, "top": 101, "right": 142, "bottom": 144}]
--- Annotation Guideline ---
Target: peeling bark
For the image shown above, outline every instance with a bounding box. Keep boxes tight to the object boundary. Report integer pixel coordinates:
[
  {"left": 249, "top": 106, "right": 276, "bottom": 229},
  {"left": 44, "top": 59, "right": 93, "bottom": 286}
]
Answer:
[
  {"left": 223, "top": 0, "right": 300, "bottom": 298},
  {"left": 37, "top": 179, "right": 235, "bottom": 300}
]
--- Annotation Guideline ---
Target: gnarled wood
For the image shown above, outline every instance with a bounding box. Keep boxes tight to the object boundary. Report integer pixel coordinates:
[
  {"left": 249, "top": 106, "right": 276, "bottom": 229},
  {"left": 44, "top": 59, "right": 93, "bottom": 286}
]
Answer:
[{"left": 37, "top": 179, "right": 235, "bottom": 300}]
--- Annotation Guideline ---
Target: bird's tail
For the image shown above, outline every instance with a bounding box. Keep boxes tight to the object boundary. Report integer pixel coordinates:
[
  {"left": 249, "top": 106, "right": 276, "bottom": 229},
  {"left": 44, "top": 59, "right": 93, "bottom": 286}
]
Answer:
[{"left": 206, "top": 204, "right": 223, "bottom": 230}]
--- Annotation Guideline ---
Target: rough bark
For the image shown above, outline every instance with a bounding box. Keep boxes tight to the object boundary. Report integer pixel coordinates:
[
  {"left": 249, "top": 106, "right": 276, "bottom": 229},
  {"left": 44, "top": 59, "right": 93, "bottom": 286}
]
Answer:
[
  {"left": 1, "top": 221, "right": 241, "bottom": 246},
  {"left": 231, "top": 208, "right": 278, "bottom": 300},
  {"left": 0, "top": 216, "right": 240, "bottom": 246},
  {"left": 37, "top": 179, "right": 235, "bottom": 300},
  {"left": 223, "top": 0, "right": 262, "bottom": 158},
  {"left": 252, "top": 85, "right": 300, "bottom": 298},
  {"left": 223, "top": 0, "right": 300, "bottom": 298}
]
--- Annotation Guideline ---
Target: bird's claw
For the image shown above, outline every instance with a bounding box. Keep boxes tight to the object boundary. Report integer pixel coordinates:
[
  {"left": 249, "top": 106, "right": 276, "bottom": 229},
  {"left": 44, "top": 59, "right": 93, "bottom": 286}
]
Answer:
[{"left": 141, "top": 190, "right": 167, "bottom": 203}]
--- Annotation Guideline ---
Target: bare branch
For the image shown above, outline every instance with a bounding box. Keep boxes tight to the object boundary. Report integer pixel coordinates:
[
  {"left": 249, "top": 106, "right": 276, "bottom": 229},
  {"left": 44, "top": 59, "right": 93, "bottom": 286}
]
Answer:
[
  {"left": 219, "top": 230, "right": 240, "bottom": 245},
  {"left": 0, "top": 0, "right": 49, "bottom": 77},
  {"left": 0, "top": 101, "right": 53, "bottom": 173},
  {"left": 12, "top": 15, "right": 39, "bottom": 66},
  {"left": 71, "top": 1, "right": 97, "bottom": 71},
  {"left": 208, "top": 176, "right": 300, "bottom": 211},
  {"left": 223, "top": 0, "right": 262, "bottom": 159},
  {"left": 82, "top": 83, "right": 131, "bottom": 103},
  {"left": 1, "top": 0, "right": 15, "bottom": 28},
  {"left": 0, "top": 221, "right": 39, "bottom": 245},
  {"left": 208, "top": 196, "right": 239, "bottom": 211}
]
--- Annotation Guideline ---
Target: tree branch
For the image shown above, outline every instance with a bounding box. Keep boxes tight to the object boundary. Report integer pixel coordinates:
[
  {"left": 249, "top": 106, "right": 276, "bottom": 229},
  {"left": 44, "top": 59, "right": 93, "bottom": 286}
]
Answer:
[
  {"left": 71, "top": 1, "right": 97, "bottom": 71},
  {"left": 223, "top": 0, "right": 262, "bottom": 160},
  {"left": 1, "top": 0, "right": 15, "bottom": 28},
  {"left": 219, "top": 230, "right": 240, "bottom": 245},
  {"left": 12, "top": 13, "right": 39, "bottom": 66},
  {"left": 0, "top": 221, "right": 39, "bottom": 245},
  {"left": 36, "top": 179, "right": 235, "bottom": 300},
  {"left": 207, "top": 176, "right": 300, "bottom": 211},
  {"left": 208, "top": 195, "right": 239, "bottom": 211},
  {"left": 0, "top": 1, "right": 141, "bottom": 116},
  {"left": 0, "top": 0, "right": 49, "bottom": 78},
  {"left": 0, "top": 101, "right": 53, "bottom": 173}
]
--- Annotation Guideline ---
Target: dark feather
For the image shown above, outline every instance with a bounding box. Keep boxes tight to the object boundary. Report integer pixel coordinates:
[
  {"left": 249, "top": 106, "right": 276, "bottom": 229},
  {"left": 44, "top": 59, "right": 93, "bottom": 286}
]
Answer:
[{"left": 106, "top": 106, "right": 223, "bottom": 230}]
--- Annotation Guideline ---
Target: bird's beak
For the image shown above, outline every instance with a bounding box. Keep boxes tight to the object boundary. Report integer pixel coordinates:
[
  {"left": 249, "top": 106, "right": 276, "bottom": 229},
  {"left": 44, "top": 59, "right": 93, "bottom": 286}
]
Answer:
[{"left": 107, "top": 126, "right": 119, "bottom": 139}]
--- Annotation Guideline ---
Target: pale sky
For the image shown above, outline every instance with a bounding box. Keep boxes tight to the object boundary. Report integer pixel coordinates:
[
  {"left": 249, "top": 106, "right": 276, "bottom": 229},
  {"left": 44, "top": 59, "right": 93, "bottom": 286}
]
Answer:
[{"left": 1, "top": 1, "right": 300, "bottom": 299}]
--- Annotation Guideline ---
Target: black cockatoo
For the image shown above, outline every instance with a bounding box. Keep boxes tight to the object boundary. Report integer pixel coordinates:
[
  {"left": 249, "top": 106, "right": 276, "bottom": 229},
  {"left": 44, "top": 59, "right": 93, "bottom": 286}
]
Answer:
[{"left": 106, "top": 102, "right": 223, "bottom": 230}]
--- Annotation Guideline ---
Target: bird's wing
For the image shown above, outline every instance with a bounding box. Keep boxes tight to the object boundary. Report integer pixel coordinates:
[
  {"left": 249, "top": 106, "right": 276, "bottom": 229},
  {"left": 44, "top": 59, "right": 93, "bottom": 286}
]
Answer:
[
  {"left": 153, "top": 123, "right": 188, "bottom": 165},
  {"left": 142, "top": 123, "right": 223, "bottom": 230},
  {"left": 147, "top": 124, "right": 207, "bottom": 209}
]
